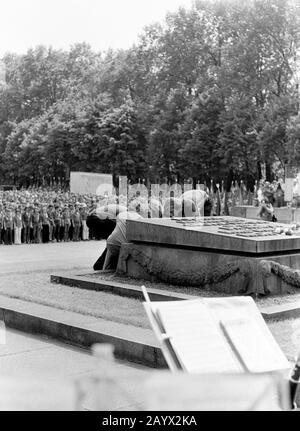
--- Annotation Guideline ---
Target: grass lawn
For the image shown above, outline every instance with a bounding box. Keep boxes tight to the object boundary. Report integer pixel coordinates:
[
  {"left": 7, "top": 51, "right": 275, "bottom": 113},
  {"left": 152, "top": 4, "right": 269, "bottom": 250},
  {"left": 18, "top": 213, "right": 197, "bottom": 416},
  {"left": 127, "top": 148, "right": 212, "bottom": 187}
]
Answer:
[{"left": 0, "top": 271, "right": 150, "bottom": 329}]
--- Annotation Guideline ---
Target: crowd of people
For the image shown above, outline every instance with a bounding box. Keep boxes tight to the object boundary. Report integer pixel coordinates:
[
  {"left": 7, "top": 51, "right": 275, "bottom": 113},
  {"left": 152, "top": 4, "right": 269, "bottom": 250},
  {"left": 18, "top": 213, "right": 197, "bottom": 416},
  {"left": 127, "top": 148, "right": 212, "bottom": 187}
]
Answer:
[
  {"left": 0, "top": 186, "right": 212, "bottom": 246},
  {"left": 0, "top": 188, "right": 96, "bottom": 245},
  {"left": 2, "top": 179, "right": 290, "bottom": 247}
]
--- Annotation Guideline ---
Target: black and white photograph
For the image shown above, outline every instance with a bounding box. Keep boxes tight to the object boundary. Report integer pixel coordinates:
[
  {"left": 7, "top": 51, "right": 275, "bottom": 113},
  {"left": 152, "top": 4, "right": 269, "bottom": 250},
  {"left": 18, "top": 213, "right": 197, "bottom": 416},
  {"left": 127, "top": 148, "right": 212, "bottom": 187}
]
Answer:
[{"left": 1, "top": 0, "right": 300, "bottom": 416}]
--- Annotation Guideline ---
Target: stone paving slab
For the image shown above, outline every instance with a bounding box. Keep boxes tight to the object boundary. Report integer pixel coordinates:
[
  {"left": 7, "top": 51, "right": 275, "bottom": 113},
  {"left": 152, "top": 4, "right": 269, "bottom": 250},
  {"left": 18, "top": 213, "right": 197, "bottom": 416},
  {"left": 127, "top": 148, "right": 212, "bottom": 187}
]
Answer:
[
  {"left": 0, "top": 345, "right": 98, "bottom": 377},
  {"left": 0, "top": 328, "right": 52, "bottom": 357},
  {"left": 0, "top": 328, "right": 152, "bottom": 411},
  {"left": 0, "top": 241, "right": 103, "bottom": 275}
]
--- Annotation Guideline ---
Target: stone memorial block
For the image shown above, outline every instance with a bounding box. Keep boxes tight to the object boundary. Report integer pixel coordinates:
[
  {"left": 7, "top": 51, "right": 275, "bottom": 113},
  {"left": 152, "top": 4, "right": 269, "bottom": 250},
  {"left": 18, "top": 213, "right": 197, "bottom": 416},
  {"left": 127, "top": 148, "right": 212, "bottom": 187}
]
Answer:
[{"left": 117, "top": 217, "right": 300, "bottom": 296}]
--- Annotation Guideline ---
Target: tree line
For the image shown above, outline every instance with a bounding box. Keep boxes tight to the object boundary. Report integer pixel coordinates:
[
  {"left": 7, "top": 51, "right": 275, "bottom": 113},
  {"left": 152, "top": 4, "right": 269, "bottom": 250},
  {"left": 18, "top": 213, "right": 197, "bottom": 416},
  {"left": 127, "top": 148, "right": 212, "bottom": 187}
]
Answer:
[{"left": 1, "top": 0, "right": 300, "bottom": 190}]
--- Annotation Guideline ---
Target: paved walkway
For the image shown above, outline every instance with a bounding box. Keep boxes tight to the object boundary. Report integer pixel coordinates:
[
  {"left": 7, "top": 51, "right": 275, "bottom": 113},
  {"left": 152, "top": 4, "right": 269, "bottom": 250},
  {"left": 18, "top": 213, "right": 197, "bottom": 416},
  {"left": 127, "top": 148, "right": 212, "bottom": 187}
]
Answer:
[
  {"left": 0, "top": 240, "right": 105, "bottom": 275},
  {"left": 0, "top": 241, "right": 152, "bottom": 410},
  {"left": 0, "top": 328, "right": 150, "bottom": 411}
]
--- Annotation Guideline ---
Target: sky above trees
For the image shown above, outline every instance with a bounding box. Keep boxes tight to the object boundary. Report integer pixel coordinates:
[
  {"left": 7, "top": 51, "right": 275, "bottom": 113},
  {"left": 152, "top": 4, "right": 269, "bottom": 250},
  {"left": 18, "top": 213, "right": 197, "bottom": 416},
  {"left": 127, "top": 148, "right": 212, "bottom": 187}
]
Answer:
[{"left": 0, "top": 0, "right": 193, "bottom": 56}]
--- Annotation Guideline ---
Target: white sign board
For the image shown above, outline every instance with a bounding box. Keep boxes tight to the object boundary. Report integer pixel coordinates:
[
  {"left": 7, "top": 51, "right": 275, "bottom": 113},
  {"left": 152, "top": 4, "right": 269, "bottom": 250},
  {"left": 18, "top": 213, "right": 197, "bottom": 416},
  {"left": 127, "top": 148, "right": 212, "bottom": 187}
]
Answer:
[
  {"left": 285, "top": 177, "right": 294, "bottom": 201},
  {"left": 70, "top": 172, "right": 114, "bottom": 195}
]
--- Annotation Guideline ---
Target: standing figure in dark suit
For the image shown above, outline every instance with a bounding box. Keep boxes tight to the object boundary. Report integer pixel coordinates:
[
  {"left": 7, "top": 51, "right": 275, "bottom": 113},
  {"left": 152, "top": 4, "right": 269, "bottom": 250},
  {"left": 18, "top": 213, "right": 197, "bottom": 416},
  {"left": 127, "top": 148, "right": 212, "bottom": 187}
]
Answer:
[
  {"left": 3, "top": 209, "right": 13, "bottom": 245},
  {"left": 22, "top": 206, "right": 31, "bottom": 244}
]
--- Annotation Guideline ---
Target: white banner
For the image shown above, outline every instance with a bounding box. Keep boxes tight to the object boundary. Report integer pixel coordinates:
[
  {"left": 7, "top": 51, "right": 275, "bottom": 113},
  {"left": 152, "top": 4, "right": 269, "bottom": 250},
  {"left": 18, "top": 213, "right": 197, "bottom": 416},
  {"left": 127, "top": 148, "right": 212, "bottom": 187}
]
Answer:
[{"left": 70, "top": 172, "right": 114, "bottom": 195}]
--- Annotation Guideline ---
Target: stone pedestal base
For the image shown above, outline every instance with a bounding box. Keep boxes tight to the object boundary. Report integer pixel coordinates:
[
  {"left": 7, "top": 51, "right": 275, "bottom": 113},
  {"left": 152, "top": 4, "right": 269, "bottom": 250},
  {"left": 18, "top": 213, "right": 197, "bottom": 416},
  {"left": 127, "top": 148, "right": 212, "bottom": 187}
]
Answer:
[{"left": 117, "top": 243, "right": 300, "bottom": 297}]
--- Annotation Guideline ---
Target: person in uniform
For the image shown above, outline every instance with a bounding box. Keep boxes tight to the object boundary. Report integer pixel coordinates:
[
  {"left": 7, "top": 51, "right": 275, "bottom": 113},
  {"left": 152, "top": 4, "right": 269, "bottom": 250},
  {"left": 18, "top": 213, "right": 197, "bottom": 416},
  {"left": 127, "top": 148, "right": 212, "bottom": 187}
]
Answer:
[
  {"left": 13, "top": 208, "right": 22, "bottom": 245},
  {"left": 72, "top": 206, "right": 81, "bottom": 241},
  {"left": 22, "top": 206, "right": 31, "bottom": 243},
  {"left": 53, "top": 206, "right": 62, "bottom": 242},
  {"left": 41, "top": 207, "right": 50, "bottom": 243},
  {"left": 31, "top": 207, "right": 41, "bottom": 243},
  {"left": 62, "top": 206, "right": 71, "bottom": 241},
  {"left": 80, "top": 204, "right": 89, "bottom": 241},
  {"left": 68, "top": 204, "right": 74, "bottom": 241},
  {"left": 47, "top": 204, "right": 55, "bottom": 242},
  {"left": 4, "top": 208, "right": 13, "bottom": 245},
  {"left": 0, "top": 205, "right": 4, "bottom": 244}
]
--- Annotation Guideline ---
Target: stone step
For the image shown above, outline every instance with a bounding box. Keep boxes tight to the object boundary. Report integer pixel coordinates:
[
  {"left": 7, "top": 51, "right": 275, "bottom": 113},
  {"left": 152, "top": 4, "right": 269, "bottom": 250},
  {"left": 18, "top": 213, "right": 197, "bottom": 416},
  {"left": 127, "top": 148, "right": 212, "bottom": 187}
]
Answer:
[
  {"left": 0, "top": 292, "right": 299, "bottom": 371},
  {"left": 0, "top": 295, "right": 167, "bottom": 369},
  {"left": 260, "top": 302, "right": 300, "bottom": 321},
  {"left": 50, "top": 272, "right": 194, "bottom": 302},
  {"left": 50, "top": 272, "right": 300, "bottom": 322}
]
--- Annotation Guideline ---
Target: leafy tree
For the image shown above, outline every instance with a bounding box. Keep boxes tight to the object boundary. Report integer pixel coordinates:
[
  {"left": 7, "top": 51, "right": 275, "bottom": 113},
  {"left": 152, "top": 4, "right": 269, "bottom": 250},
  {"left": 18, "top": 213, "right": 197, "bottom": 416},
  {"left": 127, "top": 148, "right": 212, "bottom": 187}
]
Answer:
[
  {"left": 179, "top": 91, "right": 224, "bottom": 182},
  {"left": 1, "top": 0, "right": 300, "bottom": 185},
  {"left": 217, "top": 97, "right": 260, "bottom": 188},
  {"left": 96, "top": 100, "right": 148, "bottom": 181}
]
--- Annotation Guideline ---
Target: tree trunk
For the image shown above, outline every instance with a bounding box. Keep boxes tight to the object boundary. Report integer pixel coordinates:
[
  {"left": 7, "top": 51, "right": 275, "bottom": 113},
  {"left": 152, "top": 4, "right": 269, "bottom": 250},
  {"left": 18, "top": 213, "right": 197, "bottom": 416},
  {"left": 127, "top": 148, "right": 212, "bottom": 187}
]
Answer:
[
  {"left": 225, "top": 168, "right": 234, "bottom": 192},
  {"left": 266, "top": 163, "right": 272, "bottom": 182},
  {"left": 257, "top": 161, "right": 262, "bottom": 181}
]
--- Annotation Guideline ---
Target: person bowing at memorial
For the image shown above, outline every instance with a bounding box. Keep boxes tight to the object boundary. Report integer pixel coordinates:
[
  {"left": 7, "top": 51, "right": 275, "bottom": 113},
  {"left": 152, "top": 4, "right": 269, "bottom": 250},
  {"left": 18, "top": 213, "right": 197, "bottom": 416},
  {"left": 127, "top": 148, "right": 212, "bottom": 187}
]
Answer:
[
  {"left": 180, "top": 189, "right": 208, "bottom": 216},
  {"left": 87, "top": 203, "right": 128, "bottom": 240},
  {"left": 162, "top": 197, "right": 183, "bottom": 218},
  {"left": 102, "top": 210, "right": 142, "bottom": 271},
  {"left": 93, "top": 207, "right": 142, "bottom": 271}
]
